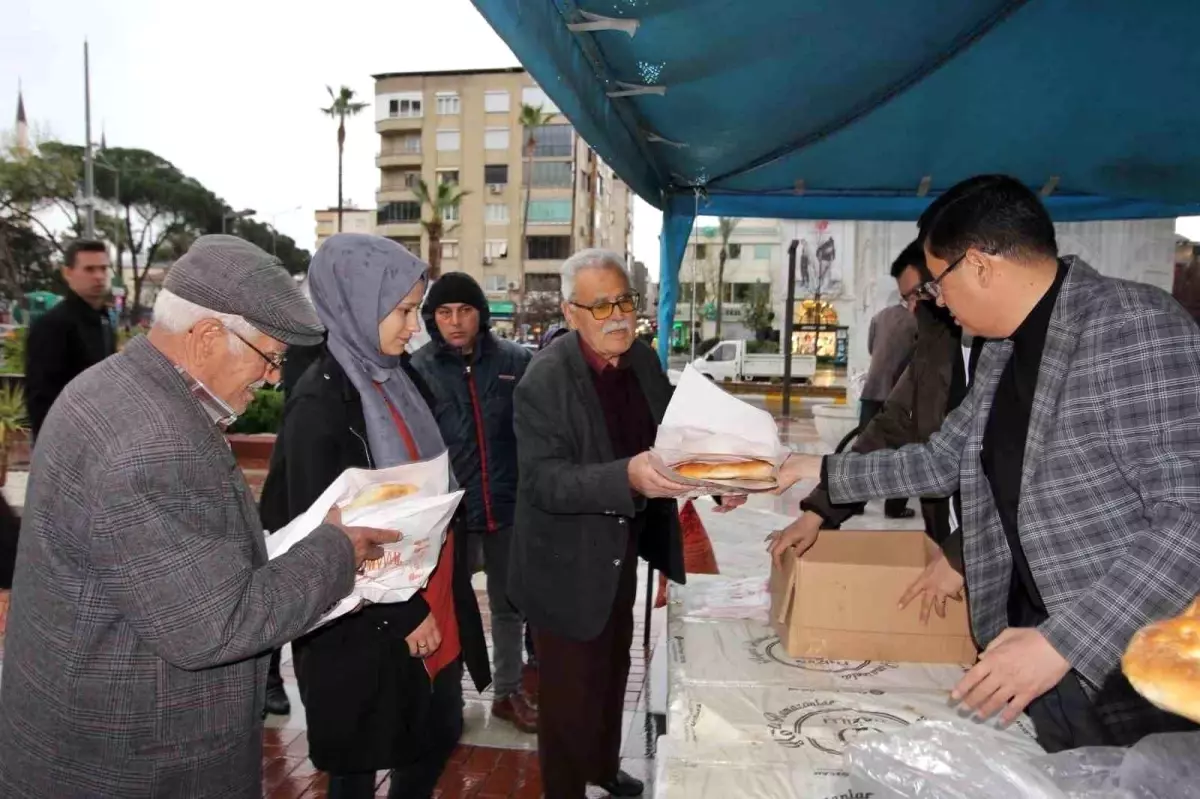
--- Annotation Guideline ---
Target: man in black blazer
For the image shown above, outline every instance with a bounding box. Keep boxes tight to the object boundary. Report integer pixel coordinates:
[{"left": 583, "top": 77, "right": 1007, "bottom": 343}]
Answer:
[{"left": 510, "top": 250, "right": 744, "bottom": 798}]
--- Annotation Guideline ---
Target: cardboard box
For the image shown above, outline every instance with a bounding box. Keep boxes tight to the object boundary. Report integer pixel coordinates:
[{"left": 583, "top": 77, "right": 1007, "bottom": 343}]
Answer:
[{"left": 769, "top": 529, "right": 977, "bottom": 664}]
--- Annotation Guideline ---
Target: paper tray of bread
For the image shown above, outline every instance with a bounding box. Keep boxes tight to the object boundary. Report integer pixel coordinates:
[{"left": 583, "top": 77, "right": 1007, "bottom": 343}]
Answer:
[
  {"left": 653, "top": 365, "right": 789, "bottom": 495},
  {"left": 267, "top": 450, "right": 464, "bottom": 629}
]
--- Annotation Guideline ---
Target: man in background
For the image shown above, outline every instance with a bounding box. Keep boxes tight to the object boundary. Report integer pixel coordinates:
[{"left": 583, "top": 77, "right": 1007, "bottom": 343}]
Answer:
[
  {"left": 26, "top": 239, "right": 115, "bottom": 440},
  {"left": 412, "top": 272, "right": 538, "bottom": 733},
  {"left": 858, "top": 258, "right": 919, "bottom": 518}
]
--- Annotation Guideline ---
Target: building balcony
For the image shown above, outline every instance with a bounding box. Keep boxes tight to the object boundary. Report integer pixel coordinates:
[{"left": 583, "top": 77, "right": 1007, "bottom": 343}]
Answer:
[
  {"left": 377, "top": 187, "right": 417, "bottom": 203},
  {"left": 376, "top": 116, "right": 424, "bottom": 134},
  {"left": 377, "top": 152, "right": 423, "bottom": 168},
  {"left": 376, "top": 221, "right": 423, "bottom": 238},
  {"left": 523, "top": 259, "right": 563, "bottom": 274}
]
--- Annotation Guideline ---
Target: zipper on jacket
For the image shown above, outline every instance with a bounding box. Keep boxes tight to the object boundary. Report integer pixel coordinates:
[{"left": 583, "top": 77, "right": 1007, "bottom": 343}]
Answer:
[{"left": 464, "top": 364, "right": 497, "bottom": 532}]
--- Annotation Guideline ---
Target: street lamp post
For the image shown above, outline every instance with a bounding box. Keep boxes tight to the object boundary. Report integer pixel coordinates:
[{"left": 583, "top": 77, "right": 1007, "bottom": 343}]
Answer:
[
  {"left": 222, "top": 208, "right": 257, "bottom": 235},
  {"left": 264, "top": 206, "right": 303, "bottom": 255}
]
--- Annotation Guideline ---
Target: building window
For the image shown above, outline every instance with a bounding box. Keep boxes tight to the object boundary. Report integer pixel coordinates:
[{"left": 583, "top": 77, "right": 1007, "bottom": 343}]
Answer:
[
  {"left": 526, "top": 235, "right": 572, "bottom": 261},
  {"left": 403, "top": 170, "right": 421, "bottom": 188},
  {"left": 679, "top": 283, "right": 707, "bottom": 304},
  {"left": 728, "top": 243, "right": 742, "bottom": 259},
  {"left": 527, "top": 199, "right": 572, "bottom": 225},
  {"left": 484, "top": 128, "right": 510, "bottom": 150},
  {"left": 525, "top": 161, "right": 573, "bottom": 188},
  {"left": 436, "top": 130, "right": 461, "bottom": 151},
  {"left": 695, "top": 244, "right": 708, "bottom": 260},
  {"left": 753, "top": 244, "right": 773, "bottom": 260},
  {"left": 484, "top": 91, "right": 510, "bottom": 114},
  {"left": 521, "top": 86, "right": 560, "bottom": 114},
  {"left": 377, "top": 202, "right": 422, "bottom": 224},
  {"left": 526, "top": 274, "right": 562, "bottom": 294},
  {"left": 530, "top": 124, "right": 572, "bottom": 157},
  {"left": 386, "top": 95, "right": 422, "bottom": 118},
  {"left": 382, "top": 133, "right": 420, "bottom": 154},
  {"left": 731, "top": 283, "right": 756, "bottom": 303},
  {"left": 485, "top": 239, "right": 509, "bottom": 260},
  {"left": 485, "top": 274, "right": 509, "bottom": 292},
  {"left": 387, "top": 236, "right": 422, "bottom": 255},
  {"left": 437, "top": 169, "right": 459, "bottom": 186},
  {"left": 436, "top": 93, "right": 460, "bottom": 115},
  {"left": 441, "top": 240, "right": 460, "bottom": 260},
  {"left": 485, "top": 203, "right": 510, "bottom": 224},
  {"left": 484, "top": 164, "right": 509, "bottom": 185},
  {"left": 443, "top": 205, "right": 460, "bottom": 223}
]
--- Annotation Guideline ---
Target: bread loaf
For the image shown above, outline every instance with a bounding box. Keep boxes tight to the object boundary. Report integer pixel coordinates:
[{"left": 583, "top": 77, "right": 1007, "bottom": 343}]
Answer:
[
  {"left": 674, "top": 459, "right": 775, "bottom": 481},
  {"left": 345, "top": 483, "right": 419, "bottom": 512},
  {"left": 1122, "top": 596, "right": 1200, "bottom": 724}
]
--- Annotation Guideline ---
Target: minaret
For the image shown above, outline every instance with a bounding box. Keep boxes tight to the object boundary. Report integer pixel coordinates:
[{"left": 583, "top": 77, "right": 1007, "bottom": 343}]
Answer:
[{"left": 14, "top": 81, "right": 29, "bottom": 155}]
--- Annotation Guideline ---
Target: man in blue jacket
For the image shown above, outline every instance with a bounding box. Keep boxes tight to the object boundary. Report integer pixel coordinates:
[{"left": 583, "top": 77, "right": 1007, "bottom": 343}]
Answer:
[{"left": 412, "top": 273, "right": 537, "bottom": 733}]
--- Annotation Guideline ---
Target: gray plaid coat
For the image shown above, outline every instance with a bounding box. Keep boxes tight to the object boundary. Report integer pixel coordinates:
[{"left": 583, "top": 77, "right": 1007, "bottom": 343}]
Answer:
[
  {"left": 828, "top": 259, "right": 1200, "bottom": 744},
  {"left": 0, "top": 337, "right": 356, "bottom": 798}
]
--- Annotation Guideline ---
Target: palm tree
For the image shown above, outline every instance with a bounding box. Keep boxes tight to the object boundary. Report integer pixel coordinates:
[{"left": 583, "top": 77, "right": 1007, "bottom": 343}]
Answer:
[
  {"left": 320, "top": 85, "right": 369, "bottom": 233},
  {"left": 715, "top": 217, "right": 740, "bottom": 339},
  {"left": 412, "top": 178, "right": 468, "bottom": 280},
  {"left": 517, "top": 104, "right": 556, "bottom": 334}
]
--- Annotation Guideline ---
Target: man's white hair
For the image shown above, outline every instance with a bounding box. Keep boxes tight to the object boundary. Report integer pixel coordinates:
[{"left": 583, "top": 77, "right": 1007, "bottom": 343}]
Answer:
[
  {"left": 152, "top": 288, "right": 260, "bottom": 352},
  {"left": 560, "top": 248, "right": 630, "bottom": 301}
]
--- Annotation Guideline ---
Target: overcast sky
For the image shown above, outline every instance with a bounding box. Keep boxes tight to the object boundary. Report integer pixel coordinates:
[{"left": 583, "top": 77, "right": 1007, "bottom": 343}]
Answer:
[{"left": 4, "top": 0, "right": 1198, "bottom": 276}]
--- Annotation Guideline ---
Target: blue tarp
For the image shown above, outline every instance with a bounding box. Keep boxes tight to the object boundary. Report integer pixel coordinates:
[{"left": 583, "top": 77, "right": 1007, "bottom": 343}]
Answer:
[{"left": 470, "top": 0, "right": 1200, "bottom": 363}]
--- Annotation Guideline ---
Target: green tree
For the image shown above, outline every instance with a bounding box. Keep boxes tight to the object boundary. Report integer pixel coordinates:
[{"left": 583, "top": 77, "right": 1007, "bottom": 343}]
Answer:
[
  {"left": 517, "top": 104, "right": 556, "bottom": 335},
  {"left": 742, "top": 279, "right": 775, "bottom": 340},
  {"left": 0, "top": 140, "right": 78, "bottom": 262},
  {"left": 412, "top": 178, "right": 468, "bottom": 280},
  {"left": 714, "top": 217, "right": 740, "bottom": 339},
  {"left": 320, "top": 85, "right": 369, "bottom": 233}
]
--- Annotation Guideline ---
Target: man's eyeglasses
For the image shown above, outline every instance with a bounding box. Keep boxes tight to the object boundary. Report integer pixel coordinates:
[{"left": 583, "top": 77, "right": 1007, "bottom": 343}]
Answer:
[
  {"left": 229, "top": 328, "right": 287, "bottom": 372},
  {"left": 921, "top": 252, "right": 968, "bottom": 300},
  {"left": 569, "top": 291, "right": 641, "bottom": 321}
]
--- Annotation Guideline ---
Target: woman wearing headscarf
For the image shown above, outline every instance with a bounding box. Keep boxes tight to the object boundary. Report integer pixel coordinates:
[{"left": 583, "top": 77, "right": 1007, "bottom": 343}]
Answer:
[{"left": 260, "top": 234, "right": 489, "bottom": 799}]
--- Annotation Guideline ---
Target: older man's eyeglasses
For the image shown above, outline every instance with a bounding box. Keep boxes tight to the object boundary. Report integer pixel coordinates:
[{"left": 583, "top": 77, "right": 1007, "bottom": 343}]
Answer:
[
  {"left": 229, "top": 329, "right": 287, "bottom": 372},
  {"left": 921, "top": 252, "right": 968, "bottom": 300},
  {"left": 569, "top": 291, "right": 641, "bottom": 321}
]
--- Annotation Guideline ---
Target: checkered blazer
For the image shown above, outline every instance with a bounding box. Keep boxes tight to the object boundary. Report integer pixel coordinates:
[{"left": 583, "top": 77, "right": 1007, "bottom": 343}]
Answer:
[
  {"left": 0, "top": 336, "right": 356, "bottom": 798},
  {"left": 828, "top": 258, "right": 1200, "bottom": 743}
]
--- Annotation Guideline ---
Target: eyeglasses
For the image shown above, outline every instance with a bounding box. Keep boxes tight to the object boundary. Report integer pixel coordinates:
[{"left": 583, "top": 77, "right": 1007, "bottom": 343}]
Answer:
[
  {"left": 228, "top": 329, "right": 287, "bottom": 372},
  {"left": 569, "top": 291, "right": 641, "bottom": 320},
  {"left": 921, "top": 252, "right": 968, "bottom": 300}
]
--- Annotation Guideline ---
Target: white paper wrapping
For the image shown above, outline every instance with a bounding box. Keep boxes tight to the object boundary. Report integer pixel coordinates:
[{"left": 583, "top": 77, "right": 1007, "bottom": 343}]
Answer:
[
  {"left": 668, "top": 618, "right": 968, "bottom": 693},
  {"left": 672, "top": 574, "right": 771, "bottom": 623},
  {"left": 656, "top": 759, "right": 855, "bottom": 799},
  {"left": 267, "top": 451, "right": 463, "bottom": 629},
  {"left": 653, "top": 366, "right": 789, "bottom": 494}
]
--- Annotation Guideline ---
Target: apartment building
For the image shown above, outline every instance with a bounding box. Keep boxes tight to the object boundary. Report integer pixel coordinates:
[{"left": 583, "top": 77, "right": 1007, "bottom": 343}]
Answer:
[
  {"left": 674, "top": 221, "right": 784, "bottom": 343},
  {"left": 314, "top": 207, "right": 375, "bottom": 249},
  {"left": 372, "top": 66, "right": 634, "bottom": 332}
]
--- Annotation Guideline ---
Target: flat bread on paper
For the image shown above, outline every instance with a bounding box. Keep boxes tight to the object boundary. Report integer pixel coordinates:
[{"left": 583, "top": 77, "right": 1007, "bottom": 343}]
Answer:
[
  {"left": 654, "top": 367, "right": 788, "bottom": 492},
  {"left": 266, "top": 451, "right": 463, "bottom": 630}
]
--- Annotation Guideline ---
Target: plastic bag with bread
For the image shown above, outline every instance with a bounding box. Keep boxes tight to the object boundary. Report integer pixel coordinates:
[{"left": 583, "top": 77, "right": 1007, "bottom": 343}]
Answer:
[{"left": 1122, "top": 595, "right": 1200, "bottom": 723}]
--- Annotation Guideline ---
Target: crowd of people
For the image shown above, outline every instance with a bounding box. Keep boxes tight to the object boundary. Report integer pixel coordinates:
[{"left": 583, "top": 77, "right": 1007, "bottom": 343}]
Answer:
[{"left": 0, "top": 173, "right": 1195, "bottom": 798}]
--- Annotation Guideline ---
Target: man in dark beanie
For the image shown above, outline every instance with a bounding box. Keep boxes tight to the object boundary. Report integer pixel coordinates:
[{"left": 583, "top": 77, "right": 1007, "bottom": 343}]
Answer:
[{"left": 411, "top": 272, "right": 537, "bottom": 733}]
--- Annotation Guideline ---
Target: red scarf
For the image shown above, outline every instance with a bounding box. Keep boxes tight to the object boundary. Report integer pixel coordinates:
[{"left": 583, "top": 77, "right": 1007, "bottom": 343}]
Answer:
[{"left": 372, "top": 384, "right": 461, "bottom": 679}]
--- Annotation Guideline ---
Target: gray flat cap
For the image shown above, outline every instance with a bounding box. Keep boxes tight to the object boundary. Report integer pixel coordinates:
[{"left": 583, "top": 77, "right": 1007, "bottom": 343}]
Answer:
[{"left": 164, "top": 234, "right": 324, "bottom": 346}]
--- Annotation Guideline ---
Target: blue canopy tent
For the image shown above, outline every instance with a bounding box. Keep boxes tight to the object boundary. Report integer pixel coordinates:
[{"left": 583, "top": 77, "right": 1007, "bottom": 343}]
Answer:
[{"left": 469, "top": 0, "right": 1200, "bottom": 365}]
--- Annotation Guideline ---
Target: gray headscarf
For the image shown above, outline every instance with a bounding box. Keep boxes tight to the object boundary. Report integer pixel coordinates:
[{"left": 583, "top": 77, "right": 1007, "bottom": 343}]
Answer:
[{"left": 308, "top": 233, "right": 445, "bottom": 468}]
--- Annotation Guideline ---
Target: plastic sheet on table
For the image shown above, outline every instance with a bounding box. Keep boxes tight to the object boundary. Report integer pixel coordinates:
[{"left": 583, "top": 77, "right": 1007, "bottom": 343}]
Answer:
[
  {"left": 847, "top": 722, "right": 1200, "bottom": 799},
  {"left": 671, "top": 574, "right": 771, "bottom": 623},
  {"left": 656, "top": 759, "right": 855, "bottom": 799},
  {"left": 668, "top": 617, "right": 967, "bottom": 692},
  {"left": 667, "top": 682, "right": 1041, "bottom": 773}
]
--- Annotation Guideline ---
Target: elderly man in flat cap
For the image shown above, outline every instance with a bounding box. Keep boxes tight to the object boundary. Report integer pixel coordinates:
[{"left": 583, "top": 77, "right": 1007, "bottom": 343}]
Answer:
[{"left": 0, "top": 236, "right": 397, "bottom": 799}]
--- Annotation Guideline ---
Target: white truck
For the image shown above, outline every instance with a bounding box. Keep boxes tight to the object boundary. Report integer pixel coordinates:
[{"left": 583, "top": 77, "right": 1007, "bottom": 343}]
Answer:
[{"left": 690, "top": 339, "right": 816, "bottom": 383}]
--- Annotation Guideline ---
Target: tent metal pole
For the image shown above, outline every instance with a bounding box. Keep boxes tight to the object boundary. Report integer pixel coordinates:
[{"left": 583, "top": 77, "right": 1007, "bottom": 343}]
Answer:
[{"left": 782, "top": 239, "right": 799, "bottom": 416}]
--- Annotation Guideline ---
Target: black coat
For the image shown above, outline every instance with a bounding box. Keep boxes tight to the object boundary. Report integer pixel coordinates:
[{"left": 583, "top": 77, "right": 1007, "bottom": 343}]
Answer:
[
  {"left": 25, "top": 291, "right": 115, "bottom": 438},
  {"left": 259, "top": 349, "right": 489, "bottom": 773},
  {"left": 410, "top": 328, "right": 531, "bottom": 532},
  {"left": 509, "top": 332, "right": 685, "bottom": 642},
  {"left": 0, "top": 495, "right": 20, "bottom": 589}
]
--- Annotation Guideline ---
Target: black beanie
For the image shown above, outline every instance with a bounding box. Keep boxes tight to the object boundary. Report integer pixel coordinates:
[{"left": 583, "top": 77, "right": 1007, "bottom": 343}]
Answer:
[{"left": 422, "top": 272, "right": 491, "bottom": 328}]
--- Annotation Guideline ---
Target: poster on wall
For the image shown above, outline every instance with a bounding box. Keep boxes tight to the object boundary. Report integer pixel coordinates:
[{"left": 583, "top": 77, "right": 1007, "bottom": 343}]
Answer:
[{"left": 790, "top": 220, "right": 845, "bottom": 300}]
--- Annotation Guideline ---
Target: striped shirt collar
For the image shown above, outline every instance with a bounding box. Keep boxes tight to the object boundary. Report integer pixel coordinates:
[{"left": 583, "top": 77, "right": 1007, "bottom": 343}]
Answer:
[{"left": 175, "top": 366, "right": 237, "bottom": 429}]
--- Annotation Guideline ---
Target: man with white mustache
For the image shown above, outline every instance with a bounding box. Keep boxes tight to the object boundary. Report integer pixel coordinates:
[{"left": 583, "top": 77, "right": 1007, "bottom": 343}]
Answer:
[{"left": 509, "top": 250, "right": 707, "bottom": 797}]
